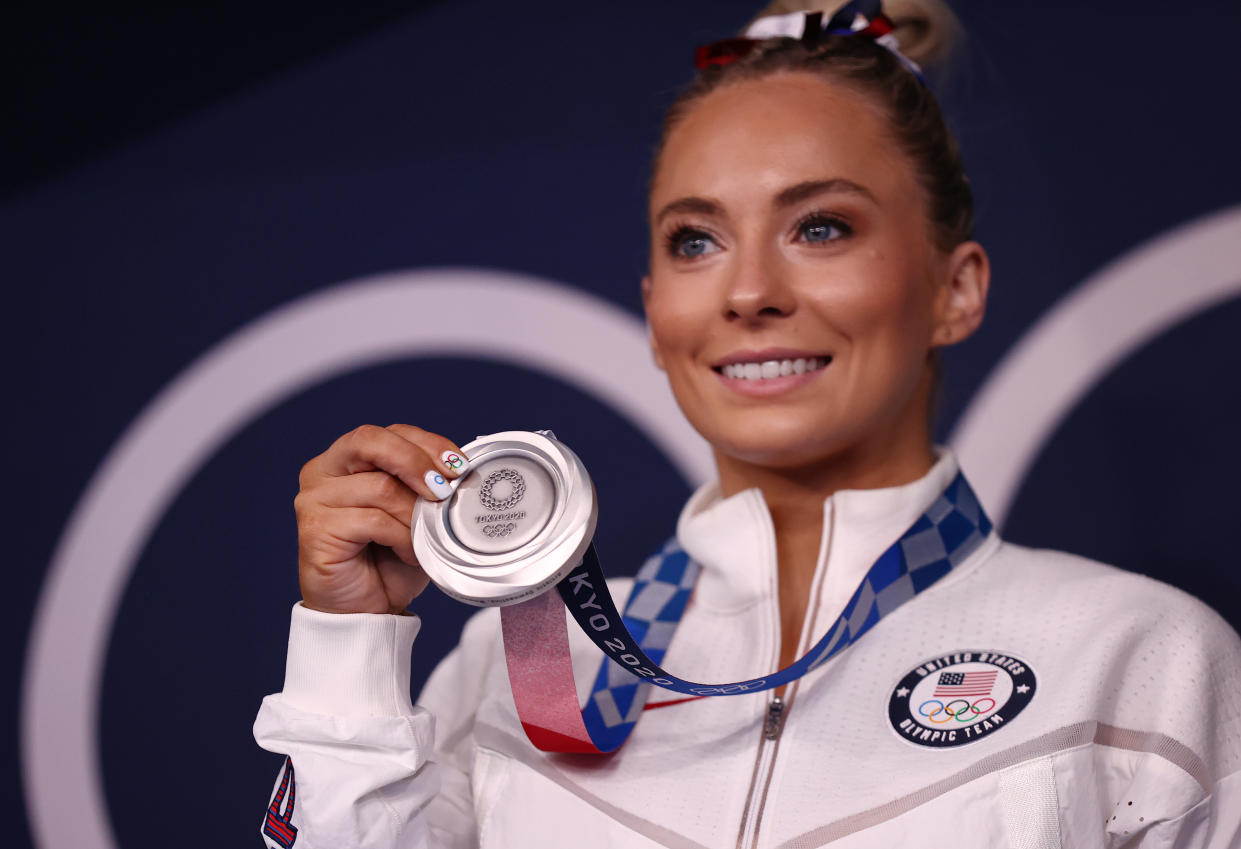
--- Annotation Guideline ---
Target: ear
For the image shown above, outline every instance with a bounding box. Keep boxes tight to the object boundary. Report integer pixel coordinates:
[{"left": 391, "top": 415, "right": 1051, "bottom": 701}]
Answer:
[
  {"left": 930, "top": 241, "right": 989, "bottom": 349},
  {"left": 641, "top": 274, "right": 666, "bottom": 371}
]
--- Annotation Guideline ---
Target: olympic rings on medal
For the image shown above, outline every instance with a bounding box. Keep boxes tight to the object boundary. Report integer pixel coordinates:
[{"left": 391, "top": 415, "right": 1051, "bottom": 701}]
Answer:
[{"left": 917, "top": 697, "right": 997, "bottom": 724}]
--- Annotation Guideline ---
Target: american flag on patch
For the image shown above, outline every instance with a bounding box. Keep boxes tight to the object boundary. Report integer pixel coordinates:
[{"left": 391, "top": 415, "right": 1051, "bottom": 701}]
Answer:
[{"left": 934, "top": 670, "right": 998, "bottom": 698}]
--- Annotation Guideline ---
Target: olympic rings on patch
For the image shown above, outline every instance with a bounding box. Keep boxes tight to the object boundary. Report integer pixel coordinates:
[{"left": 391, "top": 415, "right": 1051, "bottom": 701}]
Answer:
[
  {"left": 917, "top": 697, "right": 997, "bottom": 724},
  {"left": 945, "top": 699, "right": 972, "bottom": 721},
  {"left": 969, "top": 697, "right": 996, "bottom": 715}
]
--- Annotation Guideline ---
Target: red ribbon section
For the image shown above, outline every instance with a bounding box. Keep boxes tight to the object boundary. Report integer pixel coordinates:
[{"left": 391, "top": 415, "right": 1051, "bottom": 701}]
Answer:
[{"left": 500, "top": 588, "right": 600, "bottom": 753}]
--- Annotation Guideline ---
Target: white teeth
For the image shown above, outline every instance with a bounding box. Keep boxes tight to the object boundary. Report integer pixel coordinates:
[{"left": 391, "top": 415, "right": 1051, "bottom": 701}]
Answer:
[{"left": 720, "top": 357, "right": 829, "bottom": 380}]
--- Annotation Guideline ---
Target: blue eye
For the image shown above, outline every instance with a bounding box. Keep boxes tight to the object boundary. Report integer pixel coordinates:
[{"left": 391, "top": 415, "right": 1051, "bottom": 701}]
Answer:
[
  {"left": 666, "top": 227, "right": 721, "bottom": 259},
  {"left": 797, "top": 214, "right": 851, "bottom": 244}
]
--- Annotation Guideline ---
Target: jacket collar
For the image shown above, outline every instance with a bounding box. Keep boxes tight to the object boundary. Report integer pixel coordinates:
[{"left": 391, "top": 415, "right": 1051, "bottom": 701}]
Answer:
[{"left": 675, "top": 447, "right": 962, "bottom": 617}]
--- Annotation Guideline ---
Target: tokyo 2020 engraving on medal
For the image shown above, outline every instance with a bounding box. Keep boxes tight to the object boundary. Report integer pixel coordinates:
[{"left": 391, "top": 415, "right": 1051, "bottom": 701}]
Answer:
[{"left": 888, "top": 650, "right": 1037, "bottom": 748}]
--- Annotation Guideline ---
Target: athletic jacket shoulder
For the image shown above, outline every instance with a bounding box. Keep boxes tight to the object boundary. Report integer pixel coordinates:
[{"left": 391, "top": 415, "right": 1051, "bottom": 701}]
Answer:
[
  {"left": 979, "top": 540, "right": 1241, "bottom": 782},
  {"left": 989, "top": 539, "right": 1241, "bottom": 650}
]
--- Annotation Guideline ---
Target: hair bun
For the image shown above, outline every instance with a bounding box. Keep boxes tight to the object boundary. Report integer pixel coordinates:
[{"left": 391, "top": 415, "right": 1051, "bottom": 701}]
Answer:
[{"left": 745, "top": 0, "right": 961, "bottom": 66}]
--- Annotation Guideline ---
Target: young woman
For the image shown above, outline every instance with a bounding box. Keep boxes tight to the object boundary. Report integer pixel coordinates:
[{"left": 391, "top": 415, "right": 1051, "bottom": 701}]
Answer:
[{"left": 255, "top": 3, "right": 1241, "bottom": 847}]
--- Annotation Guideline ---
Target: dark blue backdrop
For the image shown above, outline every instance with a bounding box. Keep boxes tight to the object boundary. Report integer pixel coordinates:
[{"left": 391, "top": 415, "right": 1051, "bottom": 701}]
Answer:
[{"left": 7, "top": 3, "right": 1240, "bottom": 847}]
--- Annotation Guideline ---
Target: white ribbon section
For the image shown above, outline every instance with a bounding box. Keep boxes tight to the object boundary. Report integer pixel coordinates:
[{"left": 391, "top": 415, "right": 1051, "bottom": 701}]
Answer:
[{"left": 745, "top": 11, "right": 815, "bottom": 39}]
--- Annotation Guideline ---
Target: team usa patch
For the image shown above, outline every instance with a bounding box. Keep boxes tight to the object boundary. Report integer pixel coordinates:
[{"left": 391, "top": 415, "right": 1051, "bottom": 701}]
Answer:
[
  {"left": 262, "top": 757, "right": 298, "bottom": 847},
  {"left": 889, "top": 650, "right": 1036, "bottom": 748}
]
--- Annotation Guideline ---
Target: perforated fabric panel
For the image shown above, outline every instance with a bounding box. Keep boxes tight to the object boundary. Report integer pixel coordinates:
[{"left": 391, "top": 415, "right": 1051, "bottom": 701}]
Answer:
[{"left": 999, "top": 757, "right": 1061, "bottom": 849}]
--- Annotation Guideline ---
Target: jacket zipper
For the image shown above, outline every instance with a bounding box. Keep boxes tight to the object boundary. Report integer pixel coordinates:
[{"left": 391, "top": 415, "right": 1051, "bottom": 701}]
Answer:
[
  {"left": 763, "top": 697, "right": 786, "bottom": 741},
  {"left": 736, "top": 502, "right": 832, "bottom": 849},
  {"left": 737, "top": 696, "right": 788, "bottom": 849}
]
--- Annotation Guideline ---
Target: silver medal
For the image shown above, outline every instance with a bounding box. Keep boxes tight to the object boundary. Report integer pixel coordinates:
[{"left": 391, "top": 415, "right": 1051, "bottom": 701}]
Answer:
[{"left": 412, "top": 430, "right": 597, "bottom": 606}]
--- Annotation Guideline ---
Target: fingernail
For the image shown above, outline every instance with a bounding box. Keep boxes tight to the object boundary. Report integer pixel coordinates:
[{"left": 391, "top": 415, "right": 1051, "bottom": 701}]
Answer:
[
  {"left": 424, "top": 470, "right": 453, "bottom": 500},
  {"left": 440, "top": 449, "right": 469, "bottom": 476}
]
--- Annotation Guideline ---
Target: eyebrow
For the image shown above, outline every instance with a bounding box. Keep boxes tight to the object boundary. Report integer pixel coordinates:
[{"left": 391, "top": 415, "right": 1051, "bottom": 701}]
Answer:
[
  {"left": 654, "top": 178, "right": 877, "bottom": 225},
  {"left": 775, "top": 178, "right": 876, "bottom": 208}
]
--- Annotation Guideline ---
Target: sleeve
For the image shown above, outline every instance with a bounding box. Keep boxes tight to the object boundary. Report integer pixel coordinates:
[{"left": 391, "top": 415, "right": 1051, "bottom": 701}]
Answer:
[
  {"left": 252, "top": 603, "right": 478, "bottom": 849},
  {"left": 414, "top": 606, "right": 506, "bottom": 847},
  {"left": 1200, "top": 625, "right": 1241, "bottom": 849},
  {"left": 1115, "top": 602, "right": 1241, "bottom": 849},
  {"left": 1183, "top": 608, "right": 1241, "bottom": 849}
]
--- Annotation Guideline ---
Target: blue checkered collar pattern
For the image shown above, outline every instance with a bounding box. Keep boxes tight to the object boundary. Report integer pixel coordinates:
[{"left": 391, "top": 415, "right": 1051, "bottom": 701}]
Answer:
[{"left": 578, "top": 461, "right": 992, "bottom": 750}]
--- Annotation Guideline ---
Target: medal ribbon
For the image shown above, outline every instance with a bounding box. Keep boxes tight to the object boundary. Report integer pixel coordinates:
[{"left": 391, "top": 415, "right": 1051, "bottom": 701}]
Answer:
[{"left": 500, "top": 471, "right": 992, "bottom": 753}]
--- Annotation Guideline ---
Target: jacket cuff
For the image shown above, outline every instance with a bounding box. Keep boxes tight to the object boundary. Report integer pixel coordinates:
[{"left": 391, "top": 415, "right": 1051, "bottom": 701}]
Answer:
[{"left": 281, "top": 602, "right": 421, "bottom": 718}]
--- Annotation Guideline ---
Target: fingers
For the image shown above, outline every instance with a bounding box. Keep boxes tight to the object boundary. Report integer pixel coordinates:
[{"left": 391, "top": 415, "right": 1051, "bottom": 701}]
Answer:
[
  {"left": 306, "top": 506, "right": 418, "bottom": 566},
  {"left": 384, "top": 424, "right": 472, "bottom": 479},
  {"left": 295, "top": 423, "right": 467, "bottom": 614},
  {"left": 302, "top": 424, "right": 468, "bottom": 502},
  {"left": 308, "top": 471, "right": 419, "bottom": 526}
]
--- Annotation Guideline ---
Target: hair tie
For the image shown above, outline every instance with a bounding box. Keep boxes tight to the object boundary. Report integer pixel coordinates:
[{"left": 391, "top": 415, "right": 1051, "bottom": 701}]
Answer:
[{"left": 692, "top": 1, "right": 924, "bottom": 83}]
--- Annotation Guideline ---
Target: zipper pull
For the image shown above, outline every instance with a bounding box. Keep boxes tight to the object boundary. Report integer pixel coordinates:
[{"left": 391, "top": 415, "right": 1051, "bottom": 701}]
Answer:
[{"left": 763, "top": 697, "right": 786, "bottom": 741}]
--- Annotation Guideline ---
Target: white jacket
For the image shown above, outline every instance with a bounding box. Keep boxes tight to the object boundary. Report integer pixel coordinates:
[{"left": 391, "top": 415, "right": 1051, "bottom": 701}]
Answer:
[{"left": 254, "top": 451, "right": 1241, "bottom": 848}]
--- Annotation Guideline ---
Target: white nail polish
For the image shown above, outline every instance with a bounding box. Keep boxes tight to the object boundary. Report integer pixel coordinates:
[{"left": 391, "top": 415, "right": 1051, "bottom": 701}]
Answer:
[
  {"left": 424, "top": 470, "right": 453, "bottom": 500},
  {"left": 441, "top": 449, "right": 469, "bottom": 476}
]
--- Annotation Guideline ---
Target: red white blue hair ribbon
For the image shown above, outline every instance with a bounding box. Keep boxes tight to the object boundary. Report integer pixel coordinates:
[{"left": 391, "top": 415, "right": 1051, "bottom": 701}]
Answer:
[{"left": 694, "top": 1, "right": 923, "bottom": 82}]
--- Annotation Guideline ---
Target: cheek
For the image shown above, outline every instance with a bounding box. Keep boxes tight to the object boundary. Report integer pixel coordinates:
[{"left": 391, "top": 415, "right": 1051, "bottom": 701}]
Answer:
[
  {"left": 645, "top": 281, "right": 706, "bottom": 359},
  {"left": 811, "top": 260, "right": 933, "bottom": 367}
]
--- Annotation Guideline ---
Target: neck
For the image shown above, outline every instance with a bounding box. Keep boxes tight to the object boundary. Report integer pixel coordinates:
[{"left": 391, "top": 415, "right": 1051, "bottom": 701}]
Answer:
[
  {"left": 713, "top": 409, "right": 937, "bottom": 585},
  {"left": 714, "top": 436, "right": 937, "bottom": 534},
  {"left": 713, "top": 430, "right": 936, "bottom": 672}
]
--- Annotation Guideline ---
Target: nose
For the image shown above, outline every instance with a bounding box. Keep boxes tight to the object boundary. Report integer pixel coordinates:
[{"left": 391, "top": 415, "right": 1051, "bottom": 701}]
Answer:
[{"left": 723, "top": 242, "right": 797, "bottom": 322}]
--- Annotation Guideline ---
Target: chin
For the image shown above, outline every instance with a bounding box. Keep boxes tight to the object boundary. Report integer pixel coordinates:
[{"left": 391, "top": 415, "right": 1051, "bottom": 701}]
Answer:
[{"left": 701, "top": 410, "right": 854, "bottom": 470}]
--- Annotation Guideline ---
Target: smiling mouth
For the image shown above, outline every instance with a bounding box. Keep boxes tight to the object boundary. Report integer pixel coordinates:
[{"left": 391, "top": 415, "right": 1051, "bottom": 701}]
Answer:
[{"left": 713, "top": 356, "right": 832, "bottom": 380}]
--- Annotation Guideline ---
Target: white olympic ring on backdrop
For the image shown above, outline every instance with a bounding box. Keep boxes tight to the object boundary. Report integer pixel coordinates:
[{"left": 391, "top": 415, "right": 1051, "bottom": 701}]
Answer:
[{"left": 22, "top": 204, "right": 1241, "bottom": 849}]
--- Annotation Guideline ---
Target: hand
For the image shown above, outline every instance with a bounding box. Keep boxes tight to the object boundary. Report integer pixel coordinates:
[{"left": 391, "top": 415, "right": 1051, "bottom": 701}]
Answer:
[{"left": 293, "top": 424, "right": 469, "bottom": 614}]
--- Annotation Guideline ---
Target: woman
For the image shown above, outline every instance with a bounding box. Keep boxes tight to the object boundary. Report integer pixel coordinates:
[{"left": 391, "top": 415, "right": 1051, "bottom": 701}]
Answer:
[{"left": 255, "top": 3, "right": 1241, "bottom": 847}]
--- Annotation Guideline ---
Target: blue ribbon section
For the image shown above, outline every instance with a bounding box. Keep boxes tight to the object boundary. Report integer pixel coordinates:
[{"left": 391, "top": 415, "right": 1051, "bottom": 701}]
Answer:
[{"left": 556, "top": 471, "right": 992, "bottom": 752}]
